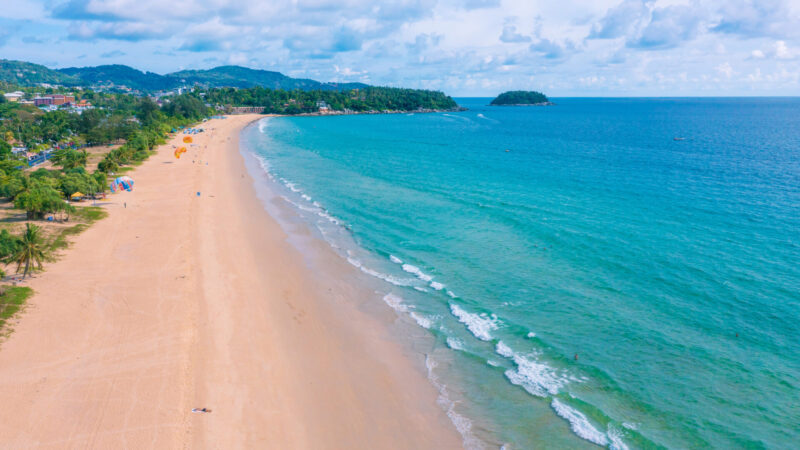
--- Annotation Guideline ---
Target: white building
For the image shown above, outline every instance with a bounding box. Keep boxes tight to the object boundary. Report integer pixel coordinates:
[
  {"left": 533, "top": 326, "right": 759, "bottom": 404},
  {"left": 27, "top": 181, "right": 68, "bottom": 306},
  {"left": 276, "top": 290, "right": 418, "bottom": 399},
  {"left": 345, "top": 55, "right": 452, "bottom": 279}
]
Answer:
[{"left": 3, "top": 91, "right": 24, "bottom": 102}]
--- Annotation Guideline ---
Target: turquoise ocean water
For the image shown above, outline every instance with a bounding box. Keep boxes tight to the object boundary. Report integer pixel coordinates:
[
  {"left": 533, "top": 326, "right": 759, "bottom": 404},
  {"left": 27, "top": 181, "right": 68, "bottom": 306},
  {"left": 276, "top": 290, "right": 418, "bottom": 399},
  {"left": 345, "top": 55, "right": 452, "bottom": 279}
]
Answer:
[{"left": 241, "top": 98, "right": 800, "bottom": 449}]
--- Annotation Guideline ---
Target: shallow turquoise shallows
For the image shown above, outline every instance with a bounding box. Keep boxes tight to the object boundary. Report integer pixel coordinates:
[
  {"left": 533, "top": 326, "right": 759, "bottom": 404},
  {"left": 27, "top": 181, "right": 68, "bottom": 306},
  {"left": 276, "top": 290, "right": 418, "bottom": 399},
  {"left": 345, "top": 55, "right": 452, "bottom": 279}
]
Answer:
[{"left": 242, "top": 98, "right": 800, "bottom": 449}]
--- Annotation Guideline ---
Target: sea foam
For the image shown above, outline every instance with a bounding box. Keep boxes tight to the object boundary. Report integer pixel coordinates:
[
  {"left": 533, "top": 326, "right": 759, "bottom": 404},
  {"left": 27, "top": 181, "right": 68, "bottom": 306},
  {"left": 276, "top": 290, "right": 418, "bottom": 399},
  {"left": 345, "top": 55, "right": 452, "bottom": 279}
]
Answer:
[
  {"left": 346, "top": 257, "right": 412, "bottom": 286},
  {"left": 382, "top": 293, "right": 409, "bottom": 313},
  {"left": 446, "top": 337, "right": 465, "bottom": 350},
  {"left": 496, "top": 341, "right": 569, "bottom": 397},
  {"left": 450, "top": 304, "right": 499, "bottom": 341},
  {"left": 426, "top": 356, "right": 485, "bottom": 450},
  {"left": 551, "top": 399, "right": 609, "bottom": 447},
  {"left": 410, "top": 312, "right": 433, "bottom": 329},
  {"left": 402, "top": 263, "right": 433, "bottom": 282}
]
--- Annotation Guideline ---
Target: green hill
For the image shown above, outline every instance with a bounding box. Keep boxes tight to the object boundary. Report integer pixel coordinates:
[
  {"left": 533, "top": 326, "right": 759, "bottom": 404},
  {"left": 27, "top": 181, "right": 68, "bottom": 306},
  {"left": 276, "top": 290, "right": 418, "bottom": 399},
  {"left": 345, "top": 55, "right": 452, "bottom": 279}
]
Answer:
[
  {"left": 490, "top": 91, "right": 551, "bottom": 106},
  {"left": 0, "top": 60, "right": 80, "bottom": 86},
  {"left": 170, "top": 66, "right": 368, "bottom": 91},
  {"left": 0, "top": 59, "right": 369, "bottom": 92},
  {"left": 58, "top": 64, "right": 176, "bottom": 91}
]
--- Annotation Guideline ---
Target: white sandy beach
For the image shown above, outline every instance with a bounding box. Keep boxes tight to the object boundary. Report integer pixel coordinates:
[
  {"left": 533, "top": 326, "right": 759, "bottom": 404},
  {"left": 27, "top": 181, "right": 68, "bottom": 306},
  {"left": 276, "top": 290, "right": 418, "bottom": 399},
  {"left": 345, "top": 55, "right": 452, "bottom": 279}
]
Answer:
[{"left": 0, "top": 115, "right": 461, "bottom": 449}]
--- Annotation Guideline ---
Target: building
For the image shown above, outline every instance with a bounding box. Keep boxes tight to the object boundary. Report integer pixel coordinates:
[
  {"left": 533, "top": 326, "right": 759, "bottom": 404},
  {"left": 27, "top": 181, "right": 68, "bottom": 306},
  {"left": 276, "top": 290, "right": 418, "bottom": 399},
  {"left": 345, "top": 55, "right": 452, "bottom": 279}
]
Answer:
[
  {"left": 3, "top": 91, "right": 24, "bottom": 102},
  {"left": 52, "top": 94, "right": 76, "bottom": 105},
  {"left": 33, "top": 94, "right": 76, "bottom": 106},
  {"left": 34, "top": 96, "right": 53, "bottom": 106}
]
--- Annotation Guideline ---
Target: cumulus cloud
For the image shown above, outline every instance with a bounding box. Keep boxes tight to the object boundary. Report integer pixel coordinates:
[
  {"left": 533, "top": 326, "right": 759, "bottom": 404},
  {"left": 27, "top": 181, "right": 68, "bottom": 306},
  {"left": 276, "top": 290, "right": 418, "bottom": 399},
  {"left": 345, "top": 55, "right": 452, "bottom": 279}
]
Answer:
[
  {"left": 179, "top": 39, "right": 227, "bottom": 52},
  {"left": 67, "top": 21, "right": 170, "bottom": 41},
  {"left": 330, "top": 27, "right": 363, "bottom": 52},
  {"left": 749, "top": 40, "right": 797, "bottom": 60},
  {"left": 500, "top": 25, "right": 531, "bottom": 43},
  {"left": 710, "top": 0, "right": 795, "bottom": 38},
  {"left": 407, "top": 33, "right": 443, "bottom": 53},
  {"left": 527, "top": 18, "right": 575, "bottom": 60},
  {"left": 589, "top": 0, "right": 652, "bottom": 39},
  {"left": 52, "top": 0, "right": 127, "bottom": 21},
  {"left": 3, "top": 0, "right": 797, "bottom": 95},
  {"left": 100, "top": 50, "right": 126, "bottom": 58},
  {"left": 715, "top": 62, "right": 733, "bottom": 78},
  {"left": 529, "top": 38, "right": 573, "bottom": 60},
  {"left": 628, "top": 4, "right": 704, "bottom": 49},
  {"left": 461, "top": 0, "right": 501, "bottom": 9},
  {"left": 588, "top": 0, "right": 707, "bottom": 50}
]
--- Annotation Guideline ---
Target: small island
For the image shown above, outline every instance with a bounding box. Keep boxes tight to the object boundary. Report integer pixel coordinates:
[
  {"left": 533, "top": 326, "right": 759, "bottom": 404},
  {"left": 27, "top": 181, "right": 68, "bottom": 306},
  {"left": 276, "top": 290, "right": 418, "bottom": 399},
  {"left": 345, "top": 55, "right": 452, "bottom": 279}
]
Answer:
[{"left": 490, "top": 91, "right": 552, "bottom": 106}]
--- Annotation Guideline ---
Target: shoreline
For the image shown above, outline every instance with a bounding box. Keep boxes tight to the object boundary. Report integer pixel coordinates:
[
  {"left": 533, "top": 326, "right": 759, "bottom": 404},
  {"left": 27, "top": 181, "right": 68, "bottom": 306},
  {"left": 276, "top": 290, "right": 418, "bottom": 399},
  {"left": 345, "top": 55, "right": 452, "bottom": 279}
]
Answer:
[
  {"left": 0, "top": 115, "right": 462, "bottom": 447},
  {"left": 228, "top": 106, "right": 468, "bottom": 117}
]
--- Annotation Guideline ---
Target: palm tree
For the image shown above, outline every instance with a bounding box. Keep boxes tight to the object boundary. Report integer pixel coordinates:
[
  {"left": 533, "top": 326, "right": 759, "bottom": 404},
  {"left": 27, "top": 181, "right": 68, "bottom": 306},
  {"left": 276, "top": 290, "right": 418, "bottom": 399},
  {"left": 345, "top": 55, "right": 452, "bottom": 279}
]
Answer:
[
  {"left": 51, "top": 148, "right": 88, "bottom": 170},
  {"left": 8, "top": 224, "right": 48, "bottom": 279}
]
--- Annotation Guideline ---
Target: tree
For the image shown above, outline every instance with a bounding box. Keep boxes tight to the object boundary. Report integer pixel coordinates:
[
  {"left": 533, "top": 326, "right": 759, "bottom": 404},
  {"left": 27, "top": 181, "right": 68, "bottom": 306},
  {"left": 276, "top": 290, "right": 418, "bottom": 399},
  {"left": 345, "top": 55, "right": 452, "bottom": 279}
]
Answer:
[
  {"left": 0, "top": 229, "right": 19, "bottom": 259},
  {"left": 0, "top": 173, "right": 25, "bottom": 199},
  {"left": 14, "top": 181, "right": 72, "bottom": 220},
  {"left": 58, "top": 172, "right": 97, "bottom": 197},
  {"left": 136, "top": 98, "right": 161, "bottom": 126},
  {"left": 6, "top": 223, "right": 47, "bottom": 278},
  {"left": 50, "top": 148, "right": 88, "bottom": 170},
  {"left": 92, "top": 170, "right": 108, "bottom": 195},
  {"left": 97, "top": 158, "right": 119, "bottom": 173},
  {"left": 0, "top": 140, "right": 11, "bottom": 160}
]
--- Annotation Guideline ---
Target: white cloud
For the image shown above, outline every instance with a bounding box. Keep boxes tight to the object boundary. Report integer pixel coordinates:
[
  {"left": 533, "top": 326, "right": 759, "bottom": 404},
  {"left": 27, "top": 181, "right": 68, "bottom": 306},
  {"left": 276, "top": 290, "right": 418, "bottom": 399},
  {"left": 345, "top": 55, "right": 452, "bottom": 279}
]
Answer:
[
  {"left": 774, "top": 40, "right": 792, "bottom": 59},
  {"left": 0, "top": 0, "right": 790, "bottom": 95},
  {"left": 500, "top": 25, "right": 531, "bottom": 43},
  {"left": 716, "top": 62, "right": 733, "bottom": 78}
]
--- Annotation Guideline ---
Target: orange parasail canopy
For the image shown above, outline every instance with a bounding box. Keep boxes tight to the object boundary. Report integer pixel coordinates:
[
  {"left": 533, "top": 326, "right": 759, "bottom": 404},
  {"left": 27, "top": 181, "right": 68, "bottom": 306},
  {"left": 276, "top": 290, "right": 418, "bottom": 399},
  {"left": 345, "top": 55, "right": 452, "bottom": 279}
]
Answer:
[{"left": 174, "top": 146, "right": 188, "bottom": 159}]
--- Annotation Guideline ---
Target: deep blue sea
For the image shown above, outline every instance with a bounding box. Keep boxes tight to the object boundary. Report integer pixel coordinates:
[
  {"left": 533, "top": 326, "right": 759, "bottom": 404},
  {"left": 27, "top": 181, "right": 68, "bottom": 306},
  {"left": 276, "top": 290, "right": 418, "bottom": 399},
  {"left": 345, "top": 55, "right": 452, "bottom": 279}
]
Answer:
[{"left": 241, "top": 98, "right": 800, "bottom": 449}]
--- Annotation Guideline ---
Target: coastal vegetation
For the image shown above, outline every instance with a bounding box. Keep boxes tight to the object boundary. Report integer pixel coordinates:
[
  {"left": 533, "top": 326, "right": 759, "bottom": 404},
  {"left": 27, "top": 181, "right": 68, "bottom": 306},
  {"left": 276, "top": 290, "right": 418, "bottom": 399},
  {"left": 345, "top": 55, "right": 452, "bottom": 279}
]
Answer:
[
  {"left": 205, "top": 86, "right": 459, "bottom": 114},
  {"left": 7, "top": 224, "right": 47, "bottom": 279},
  {"left": 490, "top": 91, "right": 550, "bottom": 106},
  {"left": 0, "top": 286, "right": 33, "bottom": 335},
  {"left": 0, "top": 84, "right": 211, "bottom": 280}
]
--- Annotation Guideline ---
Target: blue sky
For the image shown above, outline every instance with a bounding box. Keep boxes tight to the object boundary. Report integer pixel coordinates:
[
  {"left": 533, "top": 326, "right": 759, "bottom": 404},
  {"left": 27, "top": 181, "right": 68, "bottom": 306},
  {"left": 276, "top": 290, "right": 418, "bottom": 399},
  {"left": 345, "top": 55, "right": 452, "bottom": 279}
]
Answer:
[{"left": 1, "top": 0, "right": 799, "bottom": 96}]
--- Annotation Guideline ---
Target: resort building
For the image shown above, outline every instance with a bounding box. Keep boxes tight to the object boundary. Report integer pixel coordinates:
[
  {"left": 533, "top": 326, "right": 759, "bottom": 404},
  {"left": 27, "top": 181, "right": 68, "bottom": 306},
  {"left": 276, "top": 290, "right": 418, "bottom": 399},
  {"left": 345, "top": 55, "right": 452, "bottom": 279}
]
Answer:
[
  {"left": 3, "top": 91, "right": 24, "bottom": 102},
  {"left": 33, "top": 94, "right": 76, "bottom": 106}
]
